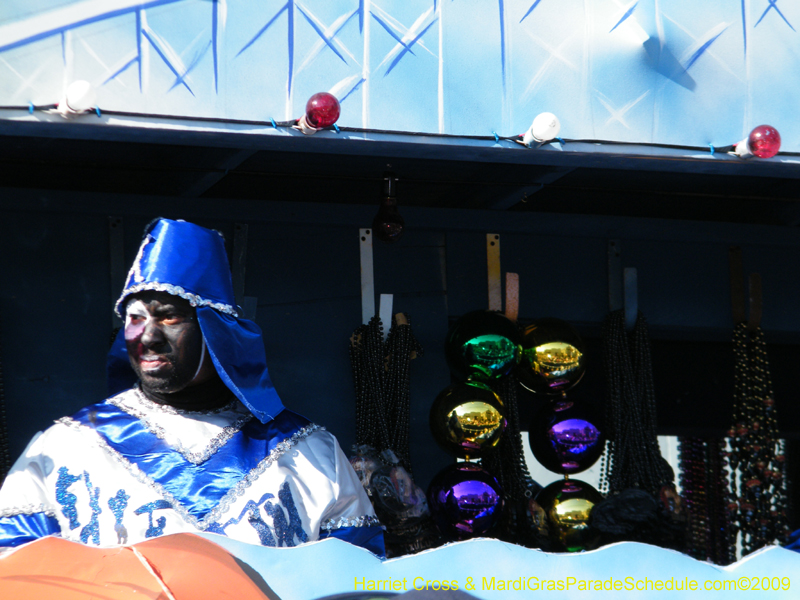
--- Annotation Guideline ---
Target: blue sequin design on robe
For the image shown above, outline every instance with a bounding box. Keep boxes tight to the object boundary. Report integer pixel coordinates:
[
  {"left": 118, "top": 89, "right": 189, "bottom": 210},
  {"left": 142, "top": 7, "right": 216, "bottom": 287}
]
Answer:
[
  {"left": 108, "top": 489, "right": 130, "bottom": 544},
  {"left": 279, "top": 481, "right": 308, "bottom": 544},
  {"left": 79, "top": 471, "right": 102, "bottom": 544},
  {"left": 55, "top": 467, "right": 82, "bottom": 530},
  {"left": 71, "top": 402, "right": 311, "bottom": 522},
  {"left": 135, "top": 499, "right": 172, "bottom": 538},
  {"left": 248, "top": 508, "right": 277, "bottom": 546},
  {"left": 206, "top": 492, "right": 281, "bottom": 545}
]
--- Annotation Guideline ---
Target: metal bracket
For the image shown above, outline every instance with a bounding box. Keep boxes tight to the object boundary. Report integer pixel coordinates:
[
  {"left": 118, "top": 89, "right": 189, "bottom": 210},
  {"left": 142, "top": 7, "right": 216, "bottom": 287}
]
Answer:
[
  {"left": 609, "top": 240, "right": 638, "bottom": 329},
  {"left": 487, "top": 233, "right": 502, "bottom": 311},
  {"left": 360, "top": 228, "right": 375, "bottom": 324},
  {"left": 379, "top": 294, "right": 393, "bottom": 339}
]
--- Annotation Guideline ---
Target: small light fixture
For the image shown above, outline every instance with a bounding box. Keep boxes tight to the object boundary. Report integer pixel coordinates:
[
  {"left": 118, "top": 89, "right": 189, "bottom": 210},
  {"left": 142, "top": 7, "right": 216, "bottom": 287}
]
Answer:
[
  {"left": 293, "top": 92, "right": 341, "bottom": 135},
  {"left": 732, "top": 125, "right": 781, "bottom": 159},
  {"left": 521, "top": 112, "right": 561, "bottom": 148},
  {"left": 57, "top": 80, "right": 97, "bottom": 117},
  {"left": 372, "top": 172, "right": 404, "bottom": 243}
]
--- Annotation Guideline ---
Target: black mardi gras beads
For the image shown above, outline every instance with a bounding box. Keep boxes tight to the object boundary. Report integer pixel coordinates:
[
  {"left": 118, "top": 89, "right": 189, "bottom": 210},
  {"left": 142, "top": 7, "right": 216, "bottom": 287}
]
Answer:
[
  {"left": 601, "top": 310, "right": 673, "bottom": 497},
  {"left": 479, "top": 372, "right": 542, "bottom": 547},
  {"left": 678, "top": 437, "right": 737, "bottom": 565},
  {"left": 728, "top": 323, "right": 789, "bottom": 557},
  {"left": 350, "top": 314, "right": 423, "bottom": 473}
]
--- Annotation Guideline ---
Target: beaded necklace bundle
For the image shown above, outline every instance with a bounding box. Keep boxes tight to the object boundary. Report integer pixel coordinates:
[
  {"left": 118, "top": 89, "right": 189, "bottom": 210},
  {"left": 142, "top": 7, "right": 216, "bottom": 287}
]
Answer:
[
  {"left": 678, "top": 437, "right": 735, "bottom": 564},
  {"left": 350, "top": 314, "right": 422, "bottom": 470},
  {"left": 479, "top": 372, "right": 542, "bottom": 546},
  {"left": 728, "top": 322, "right": 789, "bottom": 556},
  {"left": 350, "top": 314, "right": 444, "bottom": 556},
  {"left": 600, "top": 310, "right": 674, "bottom": 496}
]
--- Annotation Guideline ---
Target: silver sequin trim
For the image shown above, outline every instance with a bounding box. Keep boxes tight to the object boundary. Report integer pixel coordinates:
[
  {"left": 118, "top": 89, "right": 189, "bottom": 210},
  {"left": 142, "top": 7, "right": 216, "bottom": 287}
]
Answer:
[
  {"left": 0, "top": 504, "right": 57, "bottom": 518},
  {"left": 108, "top": 390, "right": 252, "bottom": 465},
  {"left": 114, "top": 282, "right": 238, "bottom": 318},
  {"left": 56, "top": 417, "right": 320, "bottom": 531},
  {"left": 320, "top": 515, "right": 382, "bottom": 531}
]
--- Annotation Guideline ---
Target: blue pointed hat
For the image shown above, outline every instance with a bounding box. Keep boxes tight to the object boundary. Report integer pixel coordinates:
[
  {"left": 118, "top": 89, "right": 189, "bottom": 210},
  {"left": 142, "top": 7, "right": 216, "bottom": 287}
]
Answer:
[{"left": 108, "top": 218, "right": 284, "bottom": 423}]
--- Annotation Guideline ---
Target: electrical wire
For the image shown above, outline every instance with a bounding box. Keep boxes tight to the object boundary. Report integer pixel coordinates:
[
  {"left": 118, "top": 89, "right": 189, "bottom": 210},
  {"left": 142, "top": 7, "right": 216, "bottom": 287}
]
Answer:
[{"left": 5, "top": 104, "right": 798, "bottom": 157}]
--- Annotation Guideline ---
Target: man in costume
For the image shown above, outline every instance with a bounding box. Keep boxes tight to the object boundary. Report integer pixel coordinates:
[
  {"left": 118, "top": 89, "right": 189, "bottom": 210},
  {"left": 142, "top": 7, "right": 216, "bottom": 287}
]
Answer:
[{"left": 0, "top": 218, "right": 383, "bottom": 554}]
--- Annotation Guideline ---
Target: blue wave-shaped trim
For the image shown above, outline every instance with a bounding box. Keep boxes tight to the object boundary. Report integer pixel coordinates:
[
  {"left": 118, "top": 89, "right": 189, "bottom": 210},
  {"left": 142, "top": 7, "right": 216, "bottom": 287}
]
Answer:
[{"left": 200, "top": 536, "right": 800, "bottom": 600}]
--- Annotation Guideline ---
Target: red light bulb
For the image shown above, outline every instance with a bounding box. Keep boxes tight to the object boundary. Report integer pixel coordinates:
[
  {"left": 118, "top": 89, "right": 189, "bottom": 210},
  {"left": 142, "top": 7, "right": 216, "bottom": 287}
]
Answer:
[
  {"left": 305, "top": 92, "right": 340, "bottom": 129},
  {"left": 748, "top": 125, "right": 781, "bottom": 159}
]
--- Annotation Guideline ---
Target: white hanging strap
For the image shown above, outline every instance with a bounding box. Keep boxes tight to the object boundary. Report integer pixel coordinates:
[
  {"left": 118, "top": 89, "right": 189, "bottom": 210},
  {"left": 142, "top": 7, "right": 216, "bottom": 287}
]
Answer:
[
  {"left": 487, "top": 233, "right": 502, "bottom": 311},
  {"left": 360, "top": 228, "right": 375, "bottom": 324},
  {"left": 379, "top": 294, "right": 393, "bottom": 341}
]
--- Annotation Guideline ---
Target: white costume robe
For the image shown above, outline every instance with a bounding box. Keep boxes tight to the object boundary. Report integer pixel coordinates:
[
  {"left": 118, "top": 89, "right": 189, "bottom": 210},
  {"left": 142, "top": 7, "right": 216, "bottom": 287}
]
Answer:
[{"left": 0, "top": 388, "right": 383, "bottom": 555}]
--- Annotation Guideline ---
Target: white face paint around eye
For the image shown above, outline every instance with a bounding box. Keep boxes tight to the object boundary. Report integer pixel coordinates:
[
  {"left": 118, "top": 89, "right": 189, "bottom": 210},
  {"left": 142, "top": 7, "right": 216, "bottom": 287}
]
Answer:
[
  {"left": 125, "top": 300, "right": 151, "bottom": 323},
  {"left": 124, "top": 299, "right": 152, "bottom": 341}
]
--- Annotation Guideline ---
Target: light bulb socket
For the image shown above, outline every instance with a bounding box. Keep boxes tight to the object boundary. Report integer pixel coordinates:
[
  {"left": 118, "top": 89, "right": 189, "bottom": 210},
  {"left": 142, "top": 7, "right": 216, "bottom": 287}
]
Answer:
[
  {"left": 522, "top": 130, "right": 546, "bottom": 148},
  {"left": 733, "top": 139, "right": 753, "bottom": 158},
  {"left": 56, "top": 99, "right": 93, "bottom": 118},
  {"left": 374, "top": 173, "right": 403, "bottom": 243},
  {"left": 57, "top": 80, "right": 97, "bottom": 118},
  {"left": 382, "top": 172, "right": 397, "bottom": 197},
  {"left": 292, "top": 115, "right": 319, "bottom": 135},
  {"left": 523, "top": 113, "right": 560, "bottom": 148}
]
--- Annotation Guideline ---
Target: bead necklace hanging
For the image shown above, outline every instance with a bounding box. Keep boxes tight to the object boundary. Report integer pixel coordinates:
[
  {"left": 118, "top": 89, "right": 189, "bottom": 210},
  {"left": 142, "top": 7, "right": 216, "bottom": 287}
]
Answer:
[
  {"left": 480, "top": 371, "right": 542, "bottom": 546},
  {"left": 678, "top": 437, "right": 736, "bottom": 564},
  {"left": 601, "top": 310, "right": 674, "bottom": 497},
  {"left": 728, "top": 321, "right": 789, "bottom": 556},
  {"left": 351, "top": 314, "right": 422, "bottom": 470},
  {"left": 350, "top": 313, "right": 440, "bottom": 557}
]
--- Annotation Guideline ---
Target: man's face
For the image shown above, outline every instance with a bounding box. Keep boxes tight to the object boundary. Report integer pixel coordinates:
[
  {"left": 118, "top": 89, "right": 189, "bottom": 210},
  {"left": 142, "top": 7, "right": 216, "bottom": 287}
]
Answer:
[{"left": 124, "top": 291, "right": 210, "bottom": 395}]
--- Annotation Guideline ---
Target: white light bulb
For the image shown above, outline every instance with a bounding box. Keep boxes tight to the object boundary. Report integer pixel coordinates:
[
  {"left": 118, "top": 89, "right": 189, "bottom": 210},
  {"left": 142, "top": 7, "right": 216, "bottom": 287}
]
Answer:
[
  {"left": 523, "top": 112, "right": 561, "bottom": 147},
  {"left": 59, "top": 80, "right": 97, "bottom": 115}
]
